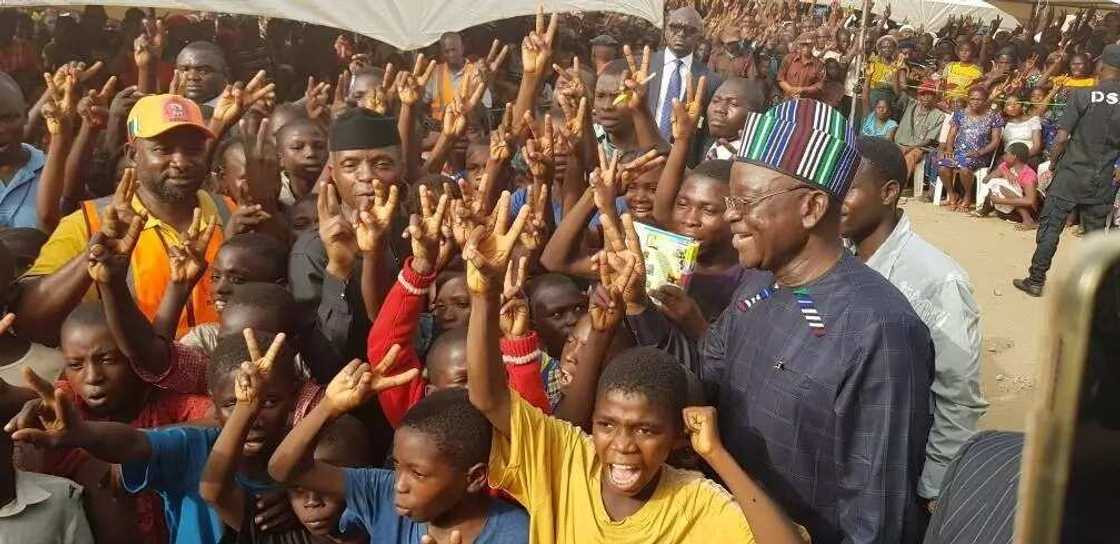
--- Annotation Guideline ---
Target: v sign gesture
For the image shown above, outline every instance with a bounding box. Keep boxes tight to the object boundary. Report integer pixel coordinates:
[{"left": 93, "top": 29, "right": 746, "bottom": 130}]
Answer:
[
  {"left": 8, "top": 368, "right": 82, "bottom": 449},
  {"left": 404, "top": 185, "right": 450, "bottom": 275},
  {"left": 464, "top": 191, "right": 531, "bottom": 294},
  {"left": 671, "top": 75, "right": 707, "bottom": 141},
  {"left": 168, "top": 207, "right": 217, "bottom": 285},
  {"left": 323, "top": 349, "right": 417, "bottom": 417}
]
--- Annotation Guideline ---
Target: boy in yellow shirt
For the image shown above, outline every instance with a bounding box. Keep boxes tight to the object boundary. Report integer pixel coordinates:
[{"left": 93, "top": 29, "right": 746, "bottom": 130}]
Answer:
[{"left": 462, "top": 193, "right": 804, "bottom": 543}]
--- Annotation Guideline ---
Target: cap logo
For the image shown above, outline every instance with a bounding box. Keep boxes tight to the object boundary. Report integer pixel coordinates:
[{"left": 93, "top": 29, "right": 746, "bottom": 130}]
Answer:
[{"left": 164, "top": 100, "right": 188, "bottom": 122}]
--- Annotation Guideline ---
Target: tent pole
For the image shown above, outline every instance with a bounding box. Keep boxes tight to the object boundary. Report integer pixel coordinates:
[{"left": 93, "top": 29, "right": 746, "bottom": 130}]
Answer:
[{"left": 849, "top": 0, "right": 873, "bottom": 130}]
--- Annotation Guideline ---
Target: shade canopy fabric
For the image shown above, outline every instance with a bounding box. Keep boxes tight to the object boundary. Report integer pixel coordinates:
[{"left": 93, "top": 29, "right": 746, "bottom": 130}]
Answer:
[{"left": 4, "top": 0, "right": 665, "bottom": 50}]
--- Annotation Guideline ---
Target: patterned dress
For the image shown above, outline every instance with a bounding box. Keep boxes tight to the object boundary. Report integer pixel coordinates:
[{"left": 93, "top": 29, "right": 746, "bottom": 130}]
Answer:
[{"left": 939, "top": 110, "right": 1005, "bottom": 170}]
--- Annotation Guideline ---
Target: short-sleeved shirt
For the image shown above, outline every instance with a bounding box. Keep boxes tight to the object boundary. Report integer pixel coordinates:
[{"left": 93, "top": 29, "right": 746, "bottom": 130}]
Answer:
[
  {"left": 894, "top": 95, "right": 946, "bottom": 148},
  {"left": 0, "top": 144, "right": 45, "bottom": 229},
  {"left": 1049, "top": 79, "right": 1120, "bottom": 205},
  {"left": 996, "top": 162, "right": 1038, "bottom": 192},
  {"left": 340, "top": 468, "right": 529, "bottom": 543},
  {"left": 861, "top": 114, "right": 899, "bottom": 139},
  {"left": 120, "top": 426, "right": 225, "bottom": 544},
  {"left": 942, "top": 63, "right": 983, "bottom": 98},
  {"left": 1002, "top": 116, "right": 1041, "bottom": 151},
  {"left": 777, "top": 54, "right": 824, "bottom": 92},
  {"left": 488, "top": 391, "right": 755, "bottom": 543}
]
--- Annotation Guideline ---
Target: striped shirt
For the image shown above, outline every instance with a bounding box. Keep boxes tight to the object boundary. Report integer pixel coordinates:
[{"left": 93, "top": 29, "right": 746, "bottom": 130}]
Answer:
[{"left": 923, "top": 431, "right": 1022, "bottom": 544}]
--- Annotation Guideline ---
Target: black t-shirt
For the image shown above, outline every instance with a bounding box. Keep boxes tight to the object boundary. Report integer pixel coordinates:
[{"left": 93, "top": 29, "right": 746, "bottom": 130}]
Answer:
[{"left": 1050, "top": 78, "right": 1120, "bottom": 205}]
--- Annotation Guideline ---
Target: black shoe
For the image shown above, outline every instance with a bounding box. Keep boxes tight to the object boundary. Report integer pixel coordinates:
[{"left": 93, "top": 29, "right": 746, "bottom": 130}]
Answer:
[{"left": 1013, "top": 278, "right": 1043, "bottom": 297}]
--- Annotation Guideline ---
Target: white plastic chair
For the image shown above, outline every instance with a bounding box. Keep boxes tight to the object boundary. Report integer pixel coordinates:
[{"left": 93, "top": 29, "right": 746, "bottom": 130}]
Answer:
[{"left": 911, "top": 156, "right": 926, "bottom": 198}]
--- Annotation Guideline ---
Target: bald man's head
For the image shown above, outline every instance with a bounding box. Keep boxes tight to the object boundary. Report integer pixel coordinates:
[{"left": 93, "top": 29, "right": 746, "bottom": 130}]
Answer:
[{"left": 665, "top": 7, "right": 704, "bottom": 58}]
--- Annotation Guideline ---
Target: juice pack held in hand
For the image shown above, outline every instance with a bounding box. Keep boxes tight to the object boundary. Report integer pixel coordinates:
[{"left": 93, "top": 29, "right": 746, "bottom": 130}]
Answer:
[{"left": 633, "top": 221, "right": 700, "bottom": 293}]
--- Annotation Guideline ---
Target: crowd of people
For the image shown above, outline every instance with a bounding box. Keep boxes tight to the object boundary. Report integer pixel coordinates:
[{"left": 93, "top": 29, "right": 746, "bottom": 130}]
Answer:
[{"left": 0, "top": 2, "right": 1117, "bottom": 543}]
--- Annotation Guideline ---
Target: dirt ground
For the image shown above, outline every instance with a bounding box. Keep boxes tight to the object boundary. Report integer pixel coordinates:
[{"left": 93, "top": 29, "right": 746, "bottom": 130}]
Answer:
[{"left": 901, "top": 200, "right": 1084, "bottom": 432}]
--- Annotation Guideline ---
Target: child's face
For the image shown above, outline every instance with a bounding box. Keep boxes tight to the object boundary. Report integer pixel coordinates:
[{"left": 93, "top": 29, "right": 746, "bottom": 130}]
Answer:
[
  {"left": 209, "top": 246, "right": 283, "bottom": 313},
  {"left": 530, "top": 282, "right": 588, "bottom": 358},
  {"left": 591, "top": 389, "right": 680, "bottom": 499},
  {"left": 217, "top": 143, "right": 246, "bottom": 196},
  {"left": 623, "top": 167, "right": 662, "bottom": 221},
  {"left": 279, "top": 125, "right": 328, "bottom": 183},
  {"left": 289, "top": 443, "right": 362, "bottom": 537},
  {"left": 286, "top": 198, "right": 318, "bottom": 234},
  {"left": 391, "top": 427, "right": 484, "bottom": 523},
  {"left": 432, "top": 276, "right": 471, "bottom": 331},
  {"left": 670, "top": 176, "right": 730, "bottom": 249},
  {"left": 425, "top": 339, "right": 469, "bottom": 392},
  {"left": 465, "top": 146, "right": 489, "bottom": 189},
  {"left": 1002, "top": 151, "right": 1019, "bottom": 166},
  {"left": 212, "top": 370, "right": 297, "bottom": 457},
  {"left": 956, "top": 43, "right": 974, "bottom": 62},
  {"left": 60, "top": 322, "right": 145, "bottom": 417}
]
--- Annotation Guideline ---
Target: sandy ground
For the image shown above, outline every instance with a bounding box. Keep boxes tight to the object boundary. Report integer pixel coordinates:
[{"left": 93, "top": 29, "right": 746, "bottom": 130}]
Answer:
[{"left": 900, "top": 200, "right": 1084, "bottom": 432}]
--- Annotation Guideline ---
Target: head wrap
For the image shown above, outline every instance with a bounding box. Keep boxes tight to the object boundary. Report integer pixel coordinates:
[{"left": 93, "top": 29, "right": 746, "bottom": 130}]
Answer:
[
  {"left": 329, "top": 108, "right": 401, "bottom": 151},
  {"left": 736, "top": 99, "right": 861, "bottom": 199}
]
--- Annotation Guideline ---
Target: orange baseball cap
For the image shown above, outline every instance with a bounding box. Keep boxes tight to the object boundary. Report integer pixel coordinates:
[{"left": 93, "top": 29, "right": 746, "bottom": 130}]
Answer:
[{"left": 126, "top": 94, "right": 214, "bottom": 141}]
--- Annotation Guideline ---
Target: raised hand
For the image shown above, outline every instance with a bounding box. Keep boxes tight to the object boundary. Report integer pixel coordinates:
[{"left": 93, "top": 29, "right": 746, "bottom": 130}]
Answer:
[
  {"left": 397, "top": 53, "right": 436, "bottom": 107},
  {"left": 332, "top": 69, "right": 351, "bottom": 118},
  {"left": 403, "top": 185, "right": 449, "bottom": 275},
  {"left": 590, "top": 252, "right": 634, "bottom": 331},
  {"left": 613, "top": 214, "right": 648, "bottom": 305},
  {"left": 89, "top": 170, "right": 145, "bottom": 283},
  {"left": 518, "top": 181, "right": 549, "bottom": 252},
  {"left": 354, "top": 180, "right": 399, "bottom": 252},
  {"left": 463, "top": 191, "right": 530, "bottom": 294},
  {"left": 683, "top": 406, "right": 722, "bottom": 457},
  {"left": 362, "top": 62, "right": 398, "bottom": 115},
  {"left": 237, "top": 116, "right": 280, "bottom": 210},
  {"left": 521, "top": 6, "right": 560, "bottom": 77},
  {"left": 671, "top": 75, "right": 707, "bottom": 140},
  {"left": 620, "top": 149, "right": 667, "bottom": 192},
  {"left": 489, "top": 103, "right": 515, "bottom": 162},
  {"left": 620, "top": 44, "right": 653, "bottom": 111},
  {"left": 234, "top": 361, "right": 263, "bottom": 406},
  {"left": 323, "top": 349, "right": 418, "bottom": 416},
  {"left": 133, "top": 18, "right": 166, "bottom": 68},
  {"left": 77, "top": 76, "right": 117, "bottom": 129},
  {"left": 523, "top": 116, "right": 555, "bottom": 183},
  {"left": 318, "top": 179, "right": 359, "bottom": 279},
  {"left": 554, "top": 57, "right": 588, "bottom": 104},
  {"left": 243, "top": 328, "right": 287, "bottom": 376},
  {"left": 169, "top": 207, "right": 216, "bottom": 285},
  {"left": 210, "top": 70, "right": 277, "bottom": 136},
  {"left": 556, "top": 95, "right": 588, "bottom": 153},
  {"left": 590, "top": 148, "right": 623, "bottom": 217},
  {"left": 7, "top": 368, "right": 83, "bottom": 449},
  {"left": 304, "top": 77, "right": 332, "bottom": 121},
  {"left": 41, "top": 69, "right": 78, "bottom": 135},
  {"left": 473, "top": 39, "right": 511, "bottom": 86},
  {"left": 442, "top": 72, "right": 487, "bottom": 140}
]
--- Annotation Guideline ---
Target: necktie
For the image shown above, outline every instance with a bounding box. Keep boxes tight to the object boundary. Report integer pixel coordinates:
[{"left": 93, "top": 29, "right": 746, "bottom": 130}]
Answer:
[{"left": 659, "top": 59, "right": 683, "bottom": 141}]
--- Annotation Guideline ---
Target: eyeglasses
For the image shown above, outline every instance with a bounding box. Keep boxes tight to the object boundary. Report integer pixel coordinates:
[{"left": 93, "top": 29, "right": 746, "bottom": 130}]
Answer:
[{"left": 724, "top": 186, "right": 811, "bottom": 213}]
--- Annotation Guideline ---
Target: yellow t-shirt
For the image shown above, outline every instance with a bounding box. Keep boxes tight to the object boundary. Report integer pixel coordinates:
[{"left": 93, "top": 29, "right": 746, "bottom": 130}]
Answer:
[
  {"left": 867, "top": 56, "right": 897, "bottom": 89},
  {"left": 943, "top": 62, "right": 983, "bottom": 98},
  {"left": 1051, "top": 75, "right": 1097, "bottom": 89},
  {"left": 488, "top": 391, "right": 756, "bottom": 544}
]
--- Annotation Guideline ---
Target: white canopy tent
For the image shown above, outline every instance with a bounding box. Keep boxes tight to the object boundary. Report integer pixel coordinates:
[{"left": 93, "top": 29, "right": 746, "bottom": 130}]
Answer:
[
  {"left": 838, "top": 0, "right": 1020, "bottom": 30},
  {"left": 2, "top": 0, "right": 665, "bottom": 50}
]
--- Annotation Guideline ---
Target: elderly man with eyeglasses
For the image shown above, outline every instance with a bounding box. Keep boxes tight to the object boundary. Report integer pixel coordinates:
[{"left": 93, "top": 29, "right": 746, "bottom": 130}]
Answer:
[{"left": 626, "top": 99, "right": 934, "bottom": 544}]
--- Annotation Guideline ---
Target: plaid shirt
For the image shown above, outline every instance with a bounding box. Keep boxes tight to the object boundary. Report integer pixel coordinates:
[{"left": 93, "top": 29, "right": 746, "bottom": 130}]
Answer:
[{"left": 630, "top": 253, "right": 933, "bottom": 543}]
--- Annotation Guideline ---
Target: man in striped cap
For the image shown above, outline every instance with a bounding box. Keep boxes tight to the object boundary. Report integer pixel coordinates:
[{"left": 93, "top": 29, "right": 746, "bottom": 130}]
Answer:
[{"left": 627, "top": 99, "right": 934, "bottom": 543}]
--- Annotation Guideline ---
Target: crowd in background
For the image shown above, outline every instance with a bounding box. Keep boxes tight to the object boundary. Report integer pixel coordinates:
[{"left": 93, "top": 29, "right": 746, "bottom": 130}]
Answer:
[{"left": 0, "top": 2, "right": 1117, "bottom": 544}]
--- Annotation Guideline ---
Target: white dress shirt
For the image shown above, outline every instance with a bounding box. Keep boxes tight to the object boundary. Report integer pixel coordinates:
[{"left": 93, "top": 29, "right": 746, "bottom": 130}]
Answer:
[
  {"left": 0, "top": 470, "right": 93, "bottom": 544},
  {"left": 861, "top": 211, "right": 989, "bottom": 499},
  {"left": 657, "top": 49, "right": 694, "bottom": 130}
]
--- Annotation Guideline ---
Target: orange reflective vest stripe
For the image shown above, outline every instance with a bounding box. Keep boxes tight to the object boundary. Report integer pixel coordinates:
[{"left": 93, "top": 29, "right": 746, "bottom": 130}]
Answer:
[
  {"left": 80, "top": 194, "right": 234, "bottom": 338},
  {"left": 430, "top": 63, "right": 456, "bottom": 122}
]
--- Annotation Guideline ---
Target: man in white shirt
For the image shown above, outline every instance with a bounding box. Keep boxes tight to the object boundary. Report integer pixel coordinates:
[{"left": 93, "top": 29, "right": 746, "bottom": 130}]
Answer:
[
  {"left": 841, "top": 136, "right": 989, "bottom": 506},
  {"left": 424, "top": 32, "right": 492, "bottom": 122},
  {"left": 645, "top": 7, "right": 721, "bottom": 146},
  {"left": 0, "top": 395, "right": 94, "bottom": 544}
]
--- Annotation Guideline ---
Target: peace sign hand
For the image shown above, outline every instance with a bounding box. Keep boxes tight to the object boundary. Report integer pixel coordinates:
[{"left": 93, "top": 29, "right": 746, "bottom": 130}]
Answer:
[
  {"left": 521, "top": 6, "right": 560, "bottom": 77},
  {"left": 671, "top": 75, "right": 707, "bottom": 141},
  {"left": 403, "top": 185, "right": 449, "bottom": 275},
  {"left": 6, "top": 368, "right": 86, "bottom": 449},
  {"left": 354, "top": 180, "right": 399, "bottom": 253},
  {"left": 242, "top": 328, "right": 287, "bottom": 377},
  {"left": 362, "top": 62, "right": 398, "bottom": 115},
  {"left": 41, "top": 69, "right": 78, "bottom": 135},
  {"left": 304, "top": 77, "right": 333, "bottom": 121},
  {"left": 621, "top": 44, "right": 653, "bottom": 111},
  {"left": 463, "top": 191, "right": 531, "bottom": 294},
  {"left": 499, "top": 258, "right": 530, "bottom": 337},
  {"left": 518, "top": 181, "right": 549, "bottom": 252},
  {"left": 169, "top": 208, "right": 216, "bottom": 285},
  {"left": 77, "top": 76, "right": 117, "bottom": 129},
  {"left": 210, "top": 70, "right": 277, "bottom": 137},
  {"left": 473, "top": 39, "right": 511, "bottom": 86},
  {"left": 397, "top": 53, "right": 437, "bottom": 107},
  {"left": 318, "top": 179, "right": 360, "bottom": 279},
  {"left": 323, "top": 349, "right": 418, "bottom": 416}
]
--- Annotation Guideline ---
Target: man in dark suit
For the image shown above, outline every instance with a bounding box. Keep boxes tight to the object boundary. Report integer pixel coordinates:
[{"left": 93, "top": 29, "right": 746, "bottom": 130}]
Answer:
[{"left": 645, "top": 6, "right": 722, "bottom": 161}]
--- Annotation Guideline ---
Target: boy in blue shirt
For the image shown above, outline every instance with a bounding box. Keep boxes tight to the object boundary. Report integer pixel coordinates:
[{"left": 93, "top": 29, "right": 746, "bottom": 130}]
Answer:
[{"left": 269, "top": 360, "right": 530, "bottom": 544}]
